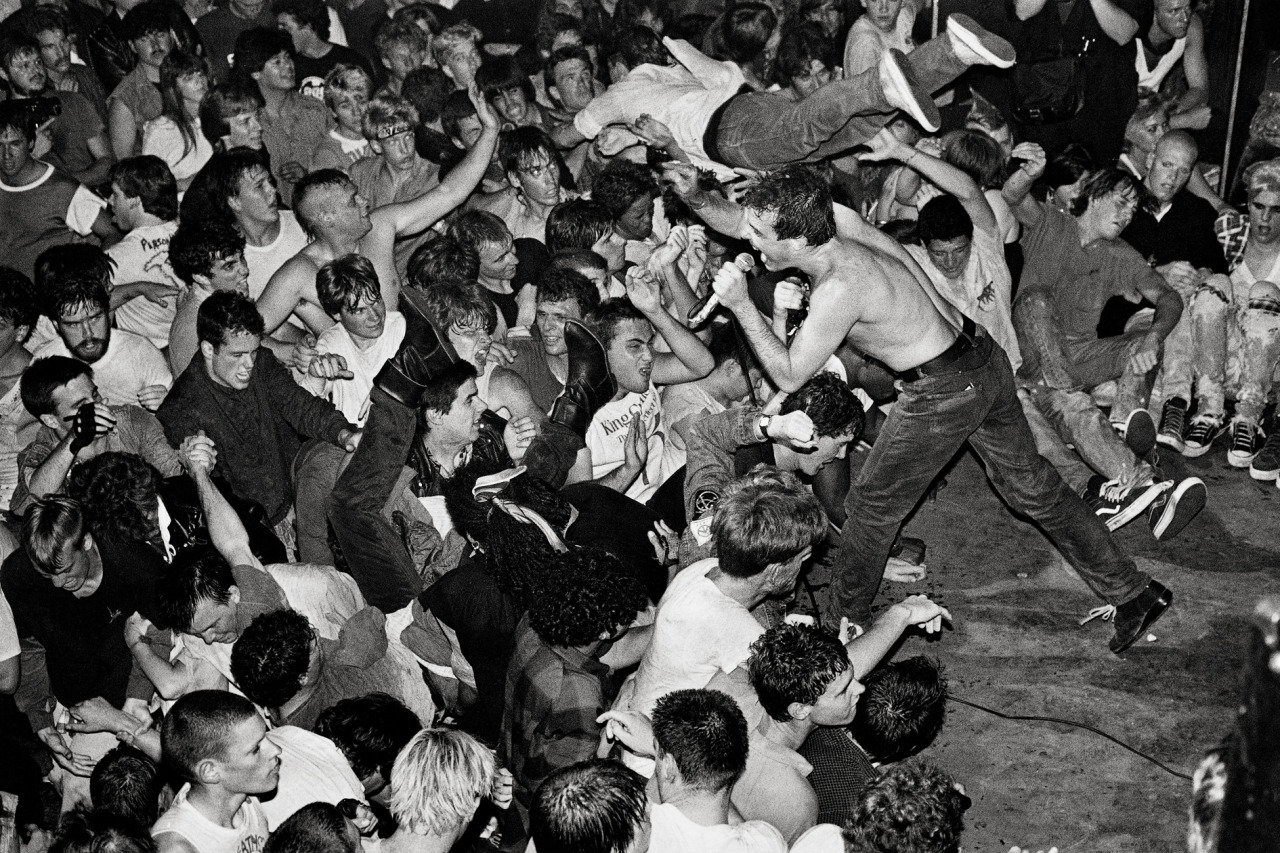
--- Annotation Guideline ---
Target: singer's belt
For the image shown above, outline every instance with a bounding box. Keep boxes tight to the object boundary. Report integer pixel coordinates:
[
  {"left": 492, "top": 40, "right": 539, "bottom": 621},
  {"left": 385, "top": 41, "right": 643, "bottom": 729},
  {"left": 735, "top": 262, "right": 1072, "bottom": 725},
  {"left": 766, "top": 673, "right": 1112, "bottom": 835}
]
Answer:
[
  {"left": 701, "top": 85, "right": 752, "bottom": 164},
  {"left": 893, "top": 317, "right": 979, "bottom": 383}
]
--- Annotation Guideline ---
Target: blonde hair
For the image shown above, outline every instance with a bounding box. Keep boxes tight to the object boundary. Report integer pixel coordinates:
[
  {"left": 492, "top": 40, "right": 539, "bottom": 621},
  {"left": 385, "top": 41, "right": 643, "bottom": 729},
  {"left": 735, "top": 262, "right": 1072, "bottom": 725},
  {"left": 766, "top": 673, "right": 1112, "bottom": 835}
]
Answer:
[
  {"left": 1245, "top": 158, "right": 1280, "bottom": 199},
  {"left": 432, "top": 22, "right": 482, "bottom": 68},
  {"left": 390, "top": 728, "right": 495, "bottom": 836}
]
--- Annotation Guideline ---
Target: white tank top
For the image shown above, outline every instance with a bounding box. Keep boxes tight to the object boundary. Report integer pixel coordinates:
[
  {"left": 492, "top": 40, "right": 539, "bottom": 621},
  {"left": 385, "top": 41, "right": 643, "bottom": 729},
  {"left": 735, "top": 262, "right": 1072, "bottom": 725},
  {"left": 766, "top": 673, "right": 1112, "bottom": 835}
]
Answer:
[
  {"left": 152, "top": 785, "right": 269, "bottom": 853},
  {"left": 1135, "top": 36, "right": 1186, "bottom": 92}
]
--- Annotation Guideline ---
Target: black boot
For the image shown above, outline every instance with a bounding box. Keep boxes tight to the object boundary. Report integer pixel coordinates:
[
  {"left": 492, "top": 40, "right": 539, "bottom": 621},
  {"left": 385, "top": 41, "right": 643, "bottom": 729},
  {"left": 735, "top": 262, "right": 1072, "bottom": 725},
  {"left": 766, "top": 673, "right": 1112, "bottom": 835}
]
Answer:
[
  {"left": 374, "top": 287, "right": 459, "bottom": 408},
  {"left": 550, "top": 320, "right": 616, "bottom": 437},
  {"left": 1109, "top": 580, "right": 1173, "bottom": 654}
]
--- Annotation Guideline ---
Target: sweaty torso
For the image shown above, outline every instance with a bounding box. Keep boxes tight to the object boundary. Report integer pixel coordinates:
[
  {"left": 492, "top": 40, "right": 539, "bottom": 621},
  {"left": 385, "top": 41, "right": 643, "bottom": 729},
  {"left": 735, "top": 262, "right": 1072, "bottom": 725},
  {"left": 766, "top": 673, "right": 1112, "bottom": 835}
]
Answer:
[{"left": 813, "top": 238, "right": 961, "bottom": 372}]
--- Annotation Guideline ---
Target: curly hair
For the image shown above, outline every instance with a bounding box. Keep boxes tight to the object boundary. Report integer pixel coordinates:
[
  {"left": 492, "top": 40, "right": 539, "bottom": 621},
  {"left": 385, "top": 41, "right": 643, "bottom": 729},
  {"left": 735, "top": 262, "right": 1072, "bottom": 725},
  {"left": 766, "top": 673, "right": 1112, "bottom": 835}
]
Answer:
[
  {"left": 230, "top": 609, "right": 316, "bottom": 710},
  {"left": 591, "top": 160, "right": 658, "bottom": 219},
  {"left": 741, "top": 165, "right": 836, "bottom": 246},
  {"left": 747, "top": 622, "right": 849, "bottom": 722},
  {"left": 67, "top": 452, "right": 161, "bottom": 548},
  {"left": 847, "top": 656, "right": 948, "bottom": 764},
  {"left": 781, "top": 371, "right": 864, "bottom": 440},
  {"left": 843, "top": 762, "right": 969, "bottom": 853},
  {"left": 528, "top": 548, "right": 647, "bottom": 647},
  {"left": 314, "top": 693, "right": 423, "bottom": 782}
]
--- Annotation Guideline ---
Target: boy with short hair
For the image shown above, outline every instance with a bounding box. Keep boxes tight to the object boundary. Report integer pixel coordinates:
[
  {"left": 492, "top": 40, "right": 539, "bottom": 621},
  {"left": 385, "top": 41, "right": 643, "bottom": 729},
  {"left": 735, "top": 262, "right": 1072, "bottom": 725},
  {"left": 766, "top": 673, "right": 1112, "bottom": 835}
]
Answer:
[
  {"left": 449, "top": 209, "right": 530, "bottom": 327},
  {"left": 311, "top": 64, "right": 374, "bottom": 171},
  {"left": 167, "top": 218, "right": 249, "bottom": 375},
  {"left": 153, "top": 690, "right": 279, "bottom": 853}
]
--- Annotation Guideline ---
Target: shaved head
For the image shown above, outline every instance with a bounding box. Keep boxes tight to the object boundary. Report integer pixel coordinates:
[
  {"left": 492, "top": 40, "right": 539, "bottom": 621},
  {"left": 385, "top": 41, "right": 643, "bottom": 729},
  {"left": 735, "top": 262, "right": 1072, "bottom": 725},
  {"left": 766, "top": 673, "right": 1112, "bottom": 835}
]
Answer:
[
  {"left": 1155, "top": 129, "right": 1197, "bottom": 161},
  {"left": 1146, "top": 130, "right": 1198, "bottom": 202}
]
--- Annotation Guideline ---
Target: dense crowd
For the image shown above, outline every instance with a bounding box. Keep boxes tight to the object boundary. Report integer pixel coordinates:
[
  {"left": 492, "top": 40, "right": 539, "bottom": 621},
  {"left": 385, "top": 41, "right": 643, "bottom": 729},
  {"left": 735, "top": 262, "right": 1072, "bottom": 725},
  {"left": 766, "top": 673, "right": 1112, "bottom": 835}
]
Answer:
[{"left": 0, "top": 0, "right": 1271, "bottom": 850}]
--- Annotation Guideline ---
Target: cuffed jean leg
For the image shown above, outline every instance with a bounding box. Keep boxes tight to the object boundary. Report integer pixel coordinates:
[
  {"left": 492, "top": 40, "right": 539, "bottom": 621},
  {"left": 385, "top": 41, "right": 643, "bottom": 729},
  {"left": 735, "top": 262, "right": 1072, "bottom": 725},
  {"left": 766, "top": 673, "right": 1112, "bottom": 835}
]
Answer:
[
  {"left": 967, "top": 350, "right": 1151, "bottom": 607},
  {"left": 1154, "top": 280, "right": 1196, "bottom": 409},
  {"left": 327, "top": 386, "right": 423, "bottom": 612},
  {"left": 1229, "top": 282, "right": 1280, "bottom": 423},
  {"left": 1019, "top": 387, "right": 1094, "bottom": 494},
  {"left": 1190, "top": 276, "right": 1231, "bottom": 418}
]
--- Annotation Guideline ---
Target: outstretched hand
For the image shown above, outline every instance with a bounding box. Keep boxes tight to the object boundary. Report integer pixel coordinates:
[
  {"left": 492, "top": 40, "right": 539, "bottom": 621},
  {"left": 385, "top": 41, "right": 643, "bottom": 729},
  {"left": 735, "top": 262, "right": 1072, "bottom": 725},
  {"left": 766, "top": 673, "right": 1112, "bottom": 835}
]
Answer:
[
  {"left": 661, "top": 161, "right": 702, "bottom": 199},
  {"left": 467, "top": 81, "right": 500, "bottom": 133},
  {"left": 892, "top": 594, "right": 951, "bottom": 634},
  {"left": 596, "top": 709, "right": 656, "bottom": 757},
  {"left": 858, "top": 127, "right": 909, "bottom": 163},
  {"left": 624, "top": 265, "right": 664, "bottom": 314},
  {"left": 1010, "top": 142, "right": 1047, "bottom": 180}
]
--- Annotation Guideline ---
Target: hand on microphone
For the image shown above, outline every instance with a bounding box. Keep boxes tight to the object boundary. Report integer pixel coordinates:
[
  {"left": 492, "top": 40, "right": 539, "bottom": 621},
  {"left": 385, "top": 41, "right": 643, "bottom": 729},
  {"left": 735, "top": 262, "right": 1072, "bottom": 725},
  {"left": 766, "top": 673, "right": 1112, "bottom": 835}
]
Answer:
[{"left": 688, "top": 253, "right": 755, "bottom": 325}]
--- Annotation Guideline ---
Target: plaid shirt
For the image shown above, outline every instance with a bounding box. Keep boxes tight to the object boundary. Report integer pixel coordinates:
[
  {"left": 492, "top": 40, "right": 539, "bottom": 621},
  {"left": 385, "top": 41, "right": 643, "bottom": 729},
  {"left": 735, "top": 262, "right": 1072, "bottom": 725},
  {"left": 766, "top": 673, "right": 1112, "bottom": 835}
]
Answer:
[
  {"left": 798, "top": 727, "right": 881, "bottom": 828},
  {"left": 500, "top": 616, "right": 621, "bottom": 820},
  {"left": 1214, "top": 210, "right": 1250, "bottom": 272}
]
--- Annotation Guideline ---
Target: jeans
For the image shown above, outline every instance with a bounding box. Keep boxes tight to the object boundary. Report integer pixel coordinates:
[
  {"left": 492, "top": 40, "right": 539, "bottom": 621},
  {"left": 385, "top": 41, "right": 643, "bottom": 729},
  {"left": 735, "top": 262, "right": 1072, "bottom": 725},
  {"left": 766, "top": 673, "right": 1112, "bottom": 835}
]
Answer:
[
  {"left": 826, "top": 331, "right": 1152, "bottom": 625},
  {"left": 1186, "top": 274, "right": 1280, "bottom": 424},
  {"left": 714, "top": 32, "right": 968, "bottom": 171},
  {"left": 329, "top": 388, "right": 586, "bottom": 612},
  {"left": 1019, "top": 386, "right": 1154, "bottom": 493},
  {"left": 1013, "top": 289, "right": 1155, "bottom": 422}
]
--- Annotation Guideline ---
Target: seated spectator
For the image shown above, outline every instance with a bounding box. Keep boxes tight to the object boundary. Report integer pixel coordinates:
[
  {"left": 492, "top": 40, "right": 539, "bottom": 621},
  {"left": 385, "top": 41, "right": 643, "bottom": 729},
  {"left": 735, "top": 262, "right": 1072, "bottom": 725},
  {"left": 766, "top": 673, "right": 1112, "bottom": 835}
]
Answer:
[
  {"left": 801, "top": 656, "right": 949, "bottom": 828},
  {"left": 313, "top": 693, "right": 424, "bottom": 805},
  {"left": 167, "top": 218, "right": 250, "bottom": 376},
  {"left": 468, "top": 127, "right": 570, "bottom": 243},
  {"left": 1006, "top": 162, "right": 1182, "bottom": 443},
  {"left": 311, "top": 65, "right": 374, "bottom": 172},
  {"left": 91, "top": 744, "right": 167, "bottom": 829},
  {"left": 142, "top": 51, "right": 214, "bottom": 192},
  {"left": 476, "top": 55, "right": 552, "bottom": 131},
  {"left": 575, "top": 284, "right": 714, "bottom": 506},
  {"left": 0, "top": 107, "right": 115, "bottom": 282},
  {"left": 264, "top": 801, "right": 361, "bottom": 853},
  {"left": 232, "top": 27, "right": 329, "bottom": 204},
  {"left": 528, "top": 759, "right": 649, "bottom": 853},
  {"left": 383, "top": 728, "right": 503, "bottom": 851},
  {"left": 348, "top": 94, "right": 441, "bottom": 278},
  {"left": 302, "top": 254, "right": 406, "bottom": 426},
  {"left": 32, "top": 248, "right": 173, "bottom": 409},
  {"left": 374, "top": 19, "right": 430, "bottom": 98},
  {"left": 433, "top": 22, "right": 484, "bottom": 91},
  {"left": 502, "top": 547, "right": 649, "bottom": 820},
  {"left": 0, "top": 269, "right": 39, "bottom": 510},
  {"left": 274, "top": 0, "right": 372, "bottom": 101},
  {"left": 13, "top": 356, "right": 181, "bottom": 516},
  {"left": 449, "top": 210, "right": 532, "bottom": 328},
  {"left": 0, "top": 32, "right": 113, "bottom": 187},
  {"left": 157, "top": 291, "right": 359, "bottom": 560},
  {"left": 106, "top": 156, "right": 185, "bottom": 352},
  {"left": 106, "top": 1, "right": 174, "bottom": 161},
  {"left": 230, "top": 606, "right": 434, "bottom": 729},
  {"left": 152, "top": 691, "right": 278, "bottom": 853}
]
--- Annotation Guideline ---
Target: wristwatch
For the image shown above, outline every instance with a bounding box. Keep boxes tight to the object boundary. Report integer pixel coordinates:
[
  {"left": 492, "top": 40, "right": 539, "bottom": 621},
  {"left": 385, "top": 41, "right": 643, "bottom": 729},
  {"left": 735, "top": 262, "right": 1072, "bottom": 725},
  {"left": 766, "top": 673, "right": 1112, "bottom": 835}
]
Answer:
[{"left": 756, "top": 414, "right": 772, "bottom": 442}]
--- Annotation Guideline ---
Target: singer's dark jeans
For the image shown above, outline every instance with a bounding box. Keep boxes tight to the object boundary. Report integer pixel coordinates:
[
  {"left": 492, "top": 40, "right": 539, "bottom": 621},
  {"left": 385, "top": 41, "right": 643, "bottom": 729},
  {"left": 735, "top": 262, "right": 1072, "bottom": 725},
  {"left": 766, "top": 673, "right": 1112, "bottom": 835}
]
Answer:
[{"left": 823, "top": 330, "right": 1152, "bottom": 626}]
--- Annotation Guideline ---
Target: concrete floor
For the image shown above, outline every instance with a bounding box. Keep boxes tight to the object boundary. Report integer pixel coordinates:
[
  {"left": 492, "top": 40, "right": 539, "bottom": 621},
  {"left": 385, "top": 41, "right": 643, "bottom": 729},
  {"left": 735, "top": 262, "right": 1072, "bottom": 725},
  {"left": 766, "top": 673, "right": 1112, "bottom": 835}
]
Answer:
[{"left": 844, "top": 443, "right": 1280, "bottom": 853}]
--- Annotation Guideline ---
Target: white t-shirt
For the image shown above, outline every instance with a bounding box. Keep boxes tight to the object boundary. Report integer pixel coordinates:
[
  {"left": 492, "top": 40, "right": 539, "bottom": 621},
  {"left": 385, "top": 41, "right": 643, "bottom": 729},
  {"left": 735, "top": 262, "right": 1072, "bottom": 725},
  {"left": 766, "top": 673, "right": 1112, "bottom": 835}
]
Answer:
[
  {"left": 34, "top": 328, "right": 172, "bottom": 407},
  {"left": 789, "top": 824, "right": 844, "bottom": 853},
  {"left": 649, "top": 803, "right": 787, "bottom": 853},
  {"left": 586, "top": 383, "right": 679, "bottom": 504},
  {"left": 108, "top": 220, "right": 185, "bottom": 349},
  {"left": 260, "top": 726, "right": 366, "bottom": 830},
  {"left": 0, "top": 587, "right": 19, "bottom": 664},
  {"left": 660, "top": 381, "right": 726, "bottom": 467},
  {"left": 152, "top": 783, "right": 269, "bottom": 853},
  {"left": 627, "top": 558, "right": 765, "bottom": 716},
  {"left": 906, "top": 224, "right": 1021, "bottom": 373},
  {"left": 306, "top": 311, "right": 406, "bottom": 426},
  {"left": 142, "top": 116, "right": 214, "bottom": 182}
]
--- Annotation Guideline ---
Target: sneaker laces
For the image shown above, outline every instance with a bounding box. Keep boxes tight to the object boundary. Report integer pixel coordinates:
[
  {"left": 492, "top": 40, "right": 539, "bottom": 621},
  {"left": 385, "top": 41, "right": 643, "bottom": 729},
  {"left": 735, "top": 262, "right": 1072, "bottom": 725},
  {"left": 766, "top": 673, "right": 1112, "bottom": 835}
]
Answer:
[
  {"left": 1187, "top": 415, "right": 1222, "bottom": 437},
  {"left": 1098, "top": 479, "right": 1129, "bottom": 503},
  {"left": 1231, "top": 419, "right": 1259, "bottom": 449}
]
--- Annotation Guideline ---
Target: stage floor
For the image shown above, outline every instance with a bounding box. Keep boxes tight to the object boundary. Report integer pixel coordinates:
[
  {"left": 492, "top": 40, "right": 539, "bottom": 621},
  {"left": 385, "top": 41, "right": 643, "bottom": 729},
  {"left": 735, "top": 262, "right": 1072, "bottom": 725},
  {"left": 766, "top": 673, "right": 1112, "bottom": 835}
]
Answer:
[{"left": 814, "top": 440, "right": 1280, "bottom": 853}]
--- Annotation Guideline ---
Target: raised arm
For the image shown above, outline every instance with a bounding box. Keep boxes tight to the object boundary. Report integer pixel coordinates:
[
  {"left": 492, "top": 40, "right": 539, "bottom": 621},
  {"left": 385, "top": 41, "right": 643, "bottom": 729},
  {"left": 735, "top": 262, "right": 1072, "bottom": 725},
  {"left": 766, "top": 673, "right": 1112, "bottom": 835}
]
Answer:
[
  {"left": 1002, "top": 142, "right": 1048, "bottom": 229},
  {"left": 859, "top": 129, "right": 998, "bottom": 236},
  {"left": 625, "top": 267, "right": 713, "bottom": 384},
  {"left": 1089, "top": 0, "right": 1138, "bottom": 45},
  {"left": 661, "top": 161, "right": 749, "bottom": 240},
  {"left": 371, "top": 84, "right": 500, "bottom": 241},
  {"left": 180, "top": 432, "right": 261, "bottom": 570}
]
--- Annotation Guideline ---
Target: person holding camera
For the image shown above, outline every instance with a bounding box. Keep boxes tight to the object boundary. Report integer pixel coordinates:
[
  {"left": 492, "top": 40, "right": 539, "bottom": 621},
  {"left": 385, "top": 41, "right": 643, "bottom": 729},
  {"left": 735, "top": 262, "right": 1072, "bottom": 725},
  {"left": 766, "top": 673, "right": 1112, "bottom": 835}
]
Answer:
[{"left": 10, "top": 356, "right": 181, "bottom": 516}]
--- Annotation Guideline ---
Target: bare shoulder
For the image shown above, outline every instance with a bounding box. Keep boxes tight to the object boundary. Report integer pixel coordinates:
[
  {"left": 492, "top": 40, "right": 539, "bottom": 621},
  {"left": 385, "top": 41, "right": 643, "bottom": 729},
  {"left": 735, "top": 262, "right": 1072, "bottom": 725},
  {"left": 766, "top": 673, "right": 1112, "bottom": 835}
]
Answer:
[{"left": 154, "top": 833, "right": 199, "bottom": 853}]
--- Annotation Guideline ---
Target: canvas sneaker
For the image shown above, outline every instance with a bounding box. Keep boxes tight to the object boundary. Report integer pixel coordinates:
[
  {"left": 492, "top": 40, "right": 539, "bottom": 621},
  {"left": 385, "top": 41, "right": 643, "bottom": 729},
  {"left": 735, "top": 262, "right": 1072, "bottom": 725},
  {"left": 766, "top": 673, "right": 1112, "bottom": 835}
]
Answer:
[
  {"left": 1081, "top": 475, "right": 1170, "bottom": 532},
  {"left": 1227, "top": 417, "right": 1264, "bottom": 468},
  {"left": 1156, "top": 397, "right": 1189, "bottom": 454},
  {"left": 1182, "top": 414, "right": 1226, "bottom": 458}
]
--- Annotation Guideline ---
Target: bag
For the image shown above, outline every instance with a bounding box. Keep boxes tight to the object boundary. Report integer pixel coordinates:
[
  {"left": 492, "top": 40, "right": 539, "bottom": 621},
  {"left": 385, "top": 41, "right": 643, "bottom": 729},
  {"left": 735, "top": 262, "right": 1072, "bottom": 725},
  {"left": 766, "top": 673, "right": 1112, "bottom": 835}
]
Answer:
[{"left": 1011, "top": 53, "right": 1086, "bottom": 124}]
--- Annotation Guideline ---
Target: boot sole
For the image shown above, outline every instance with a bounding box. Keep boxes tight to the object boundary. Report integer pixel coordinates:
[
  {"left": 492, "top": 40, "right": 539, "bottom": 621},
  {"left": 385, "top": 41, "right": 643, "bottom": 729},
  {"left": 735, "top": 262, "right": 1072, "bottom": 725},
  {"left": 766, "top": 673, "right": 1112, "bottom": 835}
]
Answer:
[
  {"left": 1119, "top": 410, "right": 1157, "bottom": 457},
  {"left": 1150, "top": 478, "right": 1206, "bottom": 541},
  {"left": 881, "top": 49, "right": 940, "bottom": 132},
  {"left": 948, "top": 13, "right": 1016, "bottom": 68}
]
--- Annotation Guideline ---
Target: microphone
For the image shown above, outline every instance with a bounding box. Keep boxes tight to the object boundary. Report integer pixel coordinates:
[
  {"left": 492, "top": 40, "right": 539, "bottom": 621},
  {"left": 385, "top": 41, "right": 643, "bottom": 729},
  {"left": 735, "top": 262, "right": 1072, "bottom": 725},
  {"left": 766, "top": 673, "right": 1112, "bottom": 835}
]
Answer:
[{"left": 687, "top": 253, "right": 756, "bottom": 326}]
